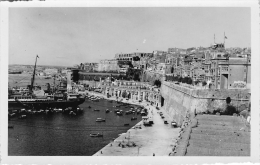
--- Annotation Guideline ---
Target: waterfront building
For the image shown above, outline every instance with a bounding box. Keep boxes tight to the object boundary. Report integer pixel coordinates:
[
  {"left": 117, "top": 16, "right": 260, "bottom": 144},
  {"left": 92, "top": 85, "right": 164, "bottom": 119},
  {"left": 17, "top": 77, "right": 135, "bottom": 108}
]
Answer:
[
  {"left": 104, "top": 80, "right": 162, "bottom": 107},
  {"left": 97, "top": 59, "right": 119, "bottom": 72}
]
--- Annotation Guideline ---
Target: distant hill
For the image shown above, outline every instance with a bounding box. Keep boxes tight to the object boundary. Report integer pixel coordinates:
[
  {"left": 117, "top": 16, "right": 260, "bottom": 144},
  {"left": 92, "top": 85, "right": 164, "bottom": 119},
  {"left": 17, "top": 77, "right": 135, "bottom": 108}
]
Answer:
[{"left": 9, "top": 64, "right": 70, "bottom": 68}]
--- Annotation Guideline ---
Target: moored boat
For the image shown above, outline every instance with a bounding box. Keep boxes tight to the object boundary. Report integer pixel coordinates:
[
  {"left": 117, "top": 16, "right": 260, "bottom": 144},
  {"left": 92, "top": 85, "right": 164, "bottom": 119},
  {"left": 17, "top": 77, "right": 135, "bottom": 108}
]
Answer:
[
  {"left": 90, "top": 133, "right": 103, "bottom": 137},
  {"left": 96, "top": 118, "right": 106, "bottom": 122}
]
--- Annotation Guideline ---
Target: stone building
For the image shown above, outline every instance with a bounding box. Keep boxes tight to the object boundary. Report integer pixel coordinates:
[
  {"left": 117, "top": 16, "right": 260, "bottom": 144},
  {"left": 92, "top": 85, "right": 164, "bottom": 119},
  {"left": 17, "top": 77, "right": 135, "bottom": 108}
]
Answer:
[
  {"left": 97, "top": 59, "right": 119, "bottom": 72},
  {"left": 103, "top": 80, "right": 162, "bottom": 107}
]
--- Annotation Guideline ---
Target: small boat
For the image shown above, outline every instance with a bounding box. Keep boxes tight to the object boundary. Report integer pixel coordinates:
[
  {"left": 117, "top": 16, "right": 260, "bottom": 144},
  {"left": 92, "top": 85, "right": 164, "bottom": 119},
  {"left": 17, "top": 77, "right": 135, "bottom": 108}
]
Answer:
[
  {"left": 94, "top": 109, "right": 100, "bottom": 111},
  {"left": 88, "top": 106, "right": 91, "bottom": 108},
  {"left": 9, "top": 113, "right": 16, "bottom": 117},
  {"left": 124, "top": 123, "right": 130, "bottom": 126},
  {"left": 105, "top": 109, "right": 110, "bottom": 113},
  {"left": 39, "top": 109, "right": 45, "bottom": 113},
  {"left": 131, "top": 117, "right": 137, "bottom": 120},
  {"left": 19, "top": 115, "right": 27, "bottom": 119},
  {"left": 90, "top": 133, "right": 103, "bottom": 137},
  {"left": 69, "top": 111, "right": 76, "bottom": 115},
  {"left": 8, "top": 125, "right": 14, "bottom": 129},
  {"left": 96, "top": 118, "right": 106, "bottom": 122}
]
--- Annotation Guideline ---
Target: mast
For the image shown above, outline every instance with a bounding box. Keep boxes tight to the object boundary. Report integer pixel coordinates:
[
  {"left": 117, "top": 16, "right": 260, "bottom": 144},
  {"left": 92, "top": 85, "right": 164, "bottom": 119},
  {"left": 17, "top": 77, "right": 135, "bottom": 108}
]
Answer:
[
  {"left": 224, "top": 32, "right": 225, "bottom": 46},
  {"left": 30, "top": 55, "right": 39, "bottom": 93}
]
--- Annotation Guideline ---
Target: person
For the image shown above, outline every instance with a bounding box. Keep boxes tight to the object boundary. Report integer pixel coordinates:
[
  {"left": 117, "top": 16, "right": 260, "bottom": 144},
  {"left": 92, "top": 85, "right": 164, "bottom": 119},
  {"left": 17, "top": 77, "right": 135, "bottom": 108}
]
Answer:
[
  {"left": 153, "top": 153, "right": 155, "bottom": 156},
  {"left": 101, "top": 151, "right": 102, "bottom": 154}
]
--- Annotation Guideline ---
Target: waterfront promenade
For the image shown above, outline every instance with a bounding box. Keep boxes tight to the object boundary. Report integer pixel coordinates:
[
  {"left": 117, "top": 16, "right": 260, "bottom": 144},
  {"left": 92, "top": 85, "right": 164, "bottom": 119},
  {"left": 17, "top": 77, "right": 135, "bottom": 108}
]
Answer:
[{"left": 89, "top": 92, "right": 181, "bottom": 156}]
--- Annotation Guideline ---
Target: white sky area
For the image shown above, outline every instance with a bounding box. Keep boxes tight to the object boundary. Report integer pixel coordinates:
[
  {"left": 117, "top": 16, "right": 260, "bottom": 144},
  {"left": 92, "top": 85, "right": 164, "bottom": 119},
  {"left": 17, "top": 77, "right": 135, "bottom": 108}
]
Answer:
[{"left": 9, "top": 7, "right": 251, "bottom": 66}]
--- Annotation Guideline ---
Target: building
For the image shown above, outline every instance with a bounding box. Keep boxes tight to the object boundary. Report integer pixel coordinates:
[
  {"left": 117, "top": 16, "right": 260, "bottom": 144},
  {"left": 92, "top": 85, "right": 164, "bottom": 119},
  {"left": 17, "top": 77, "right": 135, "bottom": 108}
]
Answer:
[
  {"left": 219, "top": 57, "right": 251, "bottom": 89},
  {"left": 97, "top": 59, "right": 119, "bottom": 72}
]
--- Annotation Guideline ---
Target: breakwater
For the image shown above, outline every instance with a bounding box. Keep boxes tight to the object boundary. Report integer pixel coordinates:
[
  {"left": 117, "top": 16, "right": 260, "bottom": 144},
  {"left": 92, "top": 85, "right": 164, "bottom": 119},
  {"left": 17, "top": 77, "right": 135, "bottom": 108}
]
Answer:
[{"left": 161, "top": 81, "right": 250, "bottom": 126}]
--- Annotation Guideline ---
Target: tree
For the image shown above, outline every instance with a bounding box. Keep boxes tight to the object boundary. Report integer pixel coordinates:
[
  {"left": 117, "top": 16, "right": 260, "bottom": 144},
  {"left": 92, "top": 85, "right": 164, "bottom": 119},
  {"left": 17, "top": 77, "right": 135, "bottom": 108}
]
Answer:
[
  {"left": 133, "top": 56, "right": 140, "bottom": 61},
  {"left": 122, "top": 91, "right": 127, "bottom": 98},
  {"left": 126, "top": 68, "right": 142, "bottom": 81},
  {"left": 202, "top": 81, "right": 207, "bottom": 86},
  {"left": 187, "top": 77, "right": 193, "bottom": 85},
  {"left": 194, "top": 80, "right": 200, "bottom": 85},
  {"left": 178, "top": 76, "right": 183, "bottom": 82},
  {"left": 154, "top": 79, "right": 161, "bottom": 87}
]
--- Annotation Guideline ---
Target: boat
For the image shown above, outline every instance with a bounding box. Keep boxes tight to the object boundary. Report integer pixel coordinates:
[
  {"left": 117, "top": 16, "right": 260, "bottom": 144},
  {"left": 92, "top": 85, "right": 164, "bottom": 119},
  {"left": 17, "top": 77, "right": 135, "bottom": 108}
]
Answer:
[
  {"left": 8, "top": 55, "right": 85, "bottom": 110},
  {"left": 69, "top": 111, "right": 77, "bottom": 115},
  {"left": 19, "top": 115, "right": 27, "bottom": 119},
  {"left": 131, "top": 117, "right": 137, "bottom": 120},
  {"left": 94, "top": 109, "right": 100, "bottom": 111},
  {"left": 9, "top": 71, "right": 22, "bottom": 74},
  {"left": 96, "top": 118, "right": 106, "bottom": 122},
  {"left": 8, "top": 125, "right": 14, "bottom": 129},
  {"left": 105, "top": 109, "right": 110, "bottom": 113},
  {"left": 90, "top": 133, "right": 103, "bottom": 137}
]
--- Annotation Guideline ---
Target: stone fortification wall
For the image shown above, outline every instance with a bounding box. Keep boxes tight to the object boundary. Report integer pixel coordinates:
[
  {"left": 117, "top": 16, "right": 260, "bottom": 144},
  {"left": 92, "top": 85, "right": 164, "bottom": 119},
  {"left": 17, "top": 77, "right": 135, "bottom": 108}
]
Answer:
[{"left": 161, "top": 81, "right": 250, "bottom": 126}]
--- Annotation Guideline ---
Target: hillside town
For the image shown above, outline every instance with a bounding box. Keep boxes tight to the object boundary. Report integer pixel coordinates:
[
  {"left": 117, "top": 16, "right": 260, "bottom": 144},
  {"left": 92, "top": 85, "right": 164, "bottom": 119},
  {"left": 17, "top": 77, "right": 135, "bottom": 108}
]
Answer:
[{"left": 75, "top": 42, "right": 251, "bottom": 90}]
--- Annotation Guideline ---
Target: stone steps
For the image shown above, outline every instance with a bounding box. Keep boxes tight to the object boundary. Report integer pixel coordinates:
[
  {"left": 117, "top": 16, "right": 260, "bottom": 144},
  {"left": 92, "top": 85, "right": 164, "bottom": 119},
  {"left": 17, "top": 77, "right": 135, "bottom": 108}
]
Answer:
[
  {"left": 192, "top": 128, "right": 250, "bottom": 137},
  {"left": 190, "top": 133, "right": 250, "bottom": 144},
  {"left": 188, "top": 139, "right": 250, "bottom": 152},
  {"left": 196, "top": 124, "right": 245, "bottom": 131},
  {"left": 196, "top": 115, "right": 242, "bottom": 121},
  {"left": 198, "top": 120, "right": 244, "bottom": 126},
  {"left": 186, "top": 146, "right": 250, "bottom": 156}
]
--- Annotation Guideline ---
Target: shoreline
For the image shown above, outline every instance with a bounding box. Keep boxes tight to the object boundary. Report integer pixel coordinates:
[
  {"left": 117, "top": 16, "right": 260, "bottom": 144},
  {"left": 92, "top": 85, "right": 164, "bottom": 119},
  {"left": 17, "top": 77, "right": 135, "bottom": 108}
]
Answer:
[{"left": 87, "top": 91, "right": 181, "bottom": 156}]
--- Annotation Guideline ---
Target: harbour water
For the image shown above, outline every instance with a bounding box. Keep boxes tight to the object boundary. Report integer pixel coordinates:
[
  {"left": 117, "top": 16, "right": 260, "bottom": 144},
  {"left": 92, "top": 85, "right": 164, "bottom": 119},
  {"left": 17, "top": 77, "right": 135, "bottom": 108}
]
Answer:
[{"left": 8, "top": 98, "right": 143, "bottom": 156}]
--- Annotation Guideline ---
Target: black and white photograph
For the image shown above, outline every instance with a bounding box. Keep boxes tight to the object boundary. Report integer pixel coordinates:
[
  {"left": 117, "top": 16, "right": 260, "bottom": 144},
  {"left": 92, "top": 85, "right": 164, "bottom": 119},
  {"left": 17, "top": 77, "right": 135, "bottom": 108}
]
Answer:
[{"left": 0, "top": 0, "right": 259, "bottom": 164}]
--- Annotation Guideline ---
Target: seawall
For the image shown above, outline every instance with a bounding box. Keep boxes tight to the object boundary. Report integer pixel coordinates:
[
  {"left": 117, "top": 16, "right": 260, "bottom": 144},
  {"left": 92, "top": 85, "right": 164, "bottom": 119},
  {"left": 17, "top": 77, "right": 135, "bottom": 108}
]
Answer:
[{"left": 161, "top": 81, "right": 250, "bottom": 126}]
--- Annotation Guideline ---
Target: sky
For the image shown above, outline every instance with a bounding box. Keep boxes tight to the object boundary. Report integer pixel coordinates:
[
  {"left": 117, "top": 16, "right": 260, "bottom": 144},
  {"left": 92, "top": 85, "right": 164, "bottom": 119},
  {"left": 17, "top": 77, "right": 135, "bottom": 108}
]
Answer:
[{"left": 9, "top": 7, "right": 251, "bottom": 66}]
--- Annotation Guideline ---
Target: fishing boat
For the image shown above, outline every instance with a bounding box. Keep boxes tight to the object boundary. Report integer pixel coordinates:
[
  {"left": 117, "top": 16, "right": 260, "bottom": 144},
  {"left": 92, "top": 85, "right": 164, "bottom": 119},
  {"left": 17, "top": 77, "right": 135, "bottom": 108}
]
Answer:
[
  {"left": 96, "top": 118, "right": 106, "bottom": 122},
  {"left": 131, "top": 117, "right": 137, "bottom": 120},
  {"left": 19, "top": 115, "right": 27, "bottom": 119},
  {"left": 90, "top": 133, "right": 103, "bottom": 137}
]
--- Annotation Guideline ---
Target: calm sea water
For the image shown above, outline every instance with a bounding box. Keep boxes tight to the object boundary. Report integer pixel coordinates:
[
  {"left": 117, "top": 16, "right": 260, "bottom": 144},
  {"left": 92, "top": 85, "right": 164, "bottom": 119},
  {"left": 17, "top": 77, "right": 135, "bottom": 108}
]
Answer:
[{"left": 8, "top": 98, "right": 142, "bottom": 156}]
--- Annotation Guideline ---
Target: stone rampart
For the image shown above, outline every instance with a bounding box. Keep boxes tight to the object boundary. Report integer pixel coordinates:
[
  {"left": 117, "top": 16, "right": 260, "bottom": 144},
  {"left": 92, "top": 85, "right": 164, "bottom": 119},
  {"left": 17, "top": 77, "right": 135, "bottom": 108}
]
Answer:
[{"left": 161, "top": 81, "right": 250, "bottom": 126}]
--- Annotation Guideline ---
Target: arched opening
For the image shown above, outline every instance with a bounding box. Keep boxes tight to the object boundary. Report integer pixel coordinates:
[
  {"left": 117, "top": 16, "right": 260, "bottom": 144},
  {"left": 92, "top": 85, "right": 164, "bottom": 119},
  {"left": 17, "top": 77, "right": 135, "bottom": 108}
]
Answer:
[{"left": 161, "top": 96, "right": 165, "bottom": 107}]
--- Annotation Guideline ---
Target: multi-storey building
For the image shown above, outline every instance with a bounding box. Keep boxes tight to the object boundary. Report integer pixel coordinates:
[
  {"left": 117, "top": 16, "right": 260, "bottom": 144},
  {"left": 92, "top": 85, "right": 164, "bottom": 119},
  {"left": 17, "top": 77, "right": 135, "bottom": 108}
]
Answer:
[
  {"left": 97, "top": 59, "right": 119, "bottom": 72},
  {"left": 219, "top": 57, "right": 251, "bottom": 89}
]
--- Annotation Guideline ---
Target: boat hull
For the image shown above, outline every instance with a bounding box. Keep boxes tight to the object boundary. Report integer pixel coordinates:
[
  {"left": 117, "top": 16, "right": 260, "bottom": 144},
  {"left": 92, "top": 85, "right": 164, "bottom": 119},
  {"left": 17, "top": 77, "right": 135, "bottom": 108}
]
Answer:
[{"left": 8, "top": 98, "right": 85, "bottom": 110}]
